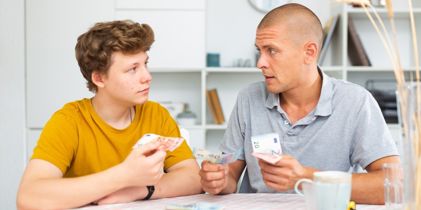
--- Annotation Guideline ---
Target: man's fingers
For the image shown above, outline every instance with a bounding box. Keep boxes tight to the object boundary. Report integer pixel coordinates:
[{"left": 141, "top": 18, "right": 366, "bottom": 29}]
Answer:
[
  {"left": 201, "top": 161, "right": 224, "bottom": 172},
  {"left": 201, "top": 178, "right": 225, "bottom": 190},
  {"left": 199, "top": 170, "right": 226, "bottom": 181}
]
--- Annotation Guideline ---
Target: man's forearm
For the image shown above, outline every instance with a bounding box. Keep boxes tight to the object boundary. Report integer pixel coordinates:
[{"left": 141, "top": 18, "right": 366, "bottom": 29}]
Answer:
[
  {"left": 18, "top": 165, "right": 127, "bottom": 210},
  {"left": 220, "top": 174, "right": 240, "bottom": 194},
  {"left": 351, "top": 171, "right": 384, "bottom": 204}
]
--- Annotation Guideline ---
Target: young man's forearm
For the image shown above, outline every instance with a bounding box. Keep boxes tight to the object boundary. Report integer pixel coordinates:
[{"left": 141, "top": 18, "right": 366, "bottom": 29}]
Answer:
[
  {"left": 17, "top": 164, "right": 128, "bottom": 210},
  {"left": 152, "top": 165, "right": 202, "bottom": 198},
  {"left": 351, "top": 171, "right": 385, "bottom": 204}
]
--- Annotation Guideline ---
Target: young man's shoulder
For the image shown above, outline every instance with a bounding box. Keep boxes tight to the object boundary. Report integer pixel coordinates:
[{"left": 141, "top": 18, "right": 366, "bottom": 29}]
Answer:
[{"left": 55, "top": 98, "right": 90, "bottom": 116}]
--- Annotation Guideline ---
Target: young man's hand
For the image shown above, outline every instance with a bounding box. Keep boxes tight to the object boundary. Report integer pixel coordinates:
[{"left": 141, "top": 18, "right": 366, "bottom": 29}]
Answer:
[
  {"left": 199, "top": 161, "right": 229, "bottom": 194},
  {"left": 120, "top": 141, "right": 166, "bottom": 187},
  {"left": 258, "top": 155, "right": 316, "bottom": 191}
]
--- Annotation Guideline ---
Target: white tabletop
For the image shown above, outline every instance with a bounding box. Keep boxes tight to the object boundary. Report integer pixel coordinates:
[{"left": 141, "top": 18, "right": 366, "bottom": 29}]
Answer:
[{"left": 76, "top": 193, "right": 386, "bottom": 210}]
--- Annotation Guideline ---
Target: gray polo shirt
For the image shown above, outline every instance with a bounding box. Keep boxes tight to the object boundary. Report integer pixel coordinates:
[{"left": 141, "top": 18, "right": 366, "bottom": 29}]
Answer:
[{"left": 220, "top": 71, "right": 399, "bottom": 193}]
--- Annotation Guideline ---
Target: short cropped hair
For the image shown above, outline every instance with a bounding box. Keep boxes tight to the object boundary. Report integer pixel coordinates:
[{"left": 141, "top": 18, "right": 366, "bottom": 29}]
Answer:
[
  {"left": 258, "top": 3, "right": 323, "bottom": 49},
  {"left": 75, "top": 20, "right": 154, "bottom": 92}
]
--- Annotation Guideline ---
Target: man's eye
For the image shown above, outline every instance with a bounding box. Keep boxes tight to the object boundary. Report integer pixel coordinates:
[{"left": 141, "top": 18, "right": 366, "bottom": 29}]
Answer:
[{"left": 269, "top": 48, "right": 276, "bottom": 55}]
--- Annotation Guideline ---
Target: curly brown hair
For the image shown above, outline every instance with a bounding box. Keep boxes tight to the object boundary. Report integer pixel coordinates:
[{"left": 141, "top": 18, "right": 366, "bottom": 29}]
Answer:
[{"left": 75, "top": 20, "right": 154, "bottom": 92}]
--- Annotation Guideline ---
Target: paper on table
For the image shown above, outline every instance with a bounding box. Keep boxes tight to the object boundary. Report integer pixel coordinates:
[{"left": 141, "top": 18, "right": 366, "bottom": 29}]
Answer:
[{"left": 74, "top": 193, "right": 387, "bottom": 210}]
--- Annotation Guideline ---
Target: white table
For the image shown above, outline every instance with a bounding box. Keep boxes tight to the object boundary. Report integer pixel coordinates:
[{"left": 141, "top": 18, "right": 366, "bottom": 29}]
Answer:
[{"left": 76, "top": 193, "right": 386, "bottom": 210}]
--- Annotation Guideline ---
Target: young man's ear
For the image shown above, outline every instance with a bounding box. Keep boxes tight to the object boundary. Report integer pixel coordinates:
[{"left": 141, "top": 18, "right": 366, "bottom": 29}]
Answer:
[
  {"left": 91, "top": 71, "right": 105, "bottom": 89},
  {"left": 303, "top": 41, "right": 318, "bottom": 64}
]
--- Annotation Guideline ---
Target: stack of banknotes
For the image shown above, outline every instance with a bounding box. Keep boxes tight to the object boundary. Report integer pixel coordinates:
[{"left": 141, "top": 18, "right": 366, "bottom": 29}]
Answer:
[
  {"left": 194, "top": 149, "right": 238, "bottom": 165},
  {"left": 133, "top": 133, "right": 184, "bottom": 152},
  {"left": 251, "top": 133, "right": 283, "bottom": 164}
]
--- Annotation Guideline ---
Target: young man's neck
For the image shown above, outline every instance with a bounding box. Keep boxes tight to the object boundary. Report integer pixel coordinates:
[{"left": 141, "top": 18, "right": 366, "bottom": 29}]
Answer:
[{"left": 91, "top": 94, "right": 134, "bottom": 129}]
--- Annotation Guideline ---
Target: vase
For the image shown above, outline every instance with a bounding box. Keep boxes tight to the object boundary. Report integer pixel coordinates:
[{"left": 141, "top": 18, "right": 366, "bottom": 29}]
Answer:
[{"left": 397, "top": 82, "right": 420, "bottom": 210}]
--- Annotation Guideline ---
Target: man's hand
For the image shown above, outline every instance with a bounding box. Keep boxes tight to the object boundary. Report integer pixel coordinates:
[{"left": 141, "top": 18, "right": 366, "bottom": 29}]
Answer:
[
  {"left": 119, "top": 141, "right": 166, "bottom": 187},
  {"left": 258, "top": 155, "right": 315, "bottom": 191},
  {"left": 199, "top": 161, "right": 229, "bottom": 195}
]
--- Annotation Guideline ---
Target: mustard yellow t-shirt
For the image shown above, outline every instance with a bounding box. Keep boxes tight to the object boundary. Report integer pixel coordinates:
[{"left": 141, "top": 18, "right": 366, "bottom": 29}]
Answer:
[{"left": 32, "top": 99, "right": 194, "bottom": 177}]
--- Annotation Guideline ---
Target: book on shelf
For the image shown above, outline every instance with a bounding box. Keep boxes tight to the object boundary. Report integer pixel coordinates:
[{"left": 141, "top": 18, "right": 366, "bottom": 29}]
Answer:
[
  {"left": 206, "top": 89, "right": 225, "bottom": 124},
  {"left": 347, "top": 16, "right": 371, "bottom": 66},
  {"left": 318, "top": 15, "right": 340, "bottom": 65}
]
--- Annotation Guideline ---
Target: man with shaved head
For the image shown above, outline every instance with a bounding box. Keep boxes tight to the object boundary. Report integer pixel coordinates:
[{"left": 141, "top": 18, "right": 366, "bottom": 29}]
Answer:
[{"left": 199, "top": 3, "right": 399, "bottom": 204}]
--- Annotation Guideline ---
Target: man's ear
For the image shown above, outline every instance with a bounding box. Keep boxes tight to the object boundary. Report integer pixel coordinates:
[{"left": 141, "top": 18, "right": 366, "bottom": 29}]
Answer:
[
  {"left": 91, "top": 71, "right": 105, "bottom": 89},
  {"left": 303, "top": 41, "right": 318, "bottom": 64}
]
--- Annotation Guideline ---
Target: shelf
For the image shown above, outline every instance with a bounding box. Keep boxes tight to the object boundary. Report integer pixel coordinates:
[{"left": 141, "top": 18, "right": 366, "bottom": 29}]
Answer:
[
  {"left": 346, "top": 7, "right": 421, "bottom": 18},
  {"left": 347, "top": 66, "right": 421, "bottom": 72},
  {"left": 321, "top": 66, "right": 343, "bottom": 72},
  {"left": 180, "top": 125, "right": 204, "bottom": 130},
  {"left": 205, "top": 124, "right": 227, "bottom": 130},
  {"left": 150, "top": 68, "right": 202, "bottom": 73},
  {"left": 205, "top": 67, "right": 259, "bottom": 73}
]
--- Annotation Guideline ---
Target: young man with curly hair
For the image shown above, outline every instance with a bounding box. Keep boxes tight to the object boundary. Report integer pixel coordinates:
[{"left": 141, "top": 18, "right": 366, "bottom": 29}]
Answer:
[{"left": 17, "top": 20, "right": 201, "bottom": 209}]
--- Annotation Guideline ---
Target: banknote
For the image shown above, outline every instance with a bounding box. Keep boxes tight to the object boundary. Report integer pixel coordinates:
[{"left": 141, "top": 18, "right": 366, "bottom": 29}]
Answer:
[
  {"left": 252, "top": 152, "right": 282, "bottom": 165},
  {"left": 251, "top": 133, "right": 282, "bottom": 164},
  {"left": 194, "top": 149, "right": 237, "bottom": 165},
  {"left": 133, "top": 133, "right": 184, "bottom": 152},
  {"left": 166, "top": 202, "right": 224, "bottom": 210},
  {"left": 251, "top": 133, "right": 282, "bottom": 155}
]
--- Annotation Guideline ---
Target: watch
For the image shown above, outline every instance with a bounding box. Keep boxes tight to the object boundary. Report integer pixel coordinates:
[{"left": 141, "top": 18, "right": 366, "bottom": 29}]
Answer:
[{"left": 143, "top": 185, "right": 155, "bottom": 200}]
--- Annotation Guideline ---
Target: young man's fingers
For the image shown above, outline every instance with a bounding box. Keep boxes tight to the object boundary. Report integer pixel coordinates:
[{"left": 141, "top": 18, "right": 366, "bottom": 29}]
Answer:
[
  {"left": 146, "top": 150, "right": 167, "bottom": 164},
  {"left": 138, "top": 142, "right": 161, "bottom": 156}
]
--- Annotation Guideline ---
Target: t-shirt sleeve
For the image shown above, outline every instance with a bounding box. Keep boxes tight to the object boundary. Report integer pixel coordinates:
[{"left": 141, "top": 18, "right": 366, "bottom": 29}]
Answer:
[
  {"left": 31, "top": 110, "right": 78, "bottom": 174},
  {"left": 350, "top": 92, "right": 399, "bottom": 169},
  {"left": 157, "top": 106, "right": 195, "bottom": 170},
  {"left": 220, "top": 93, "right": 246, "bottom": 160}
]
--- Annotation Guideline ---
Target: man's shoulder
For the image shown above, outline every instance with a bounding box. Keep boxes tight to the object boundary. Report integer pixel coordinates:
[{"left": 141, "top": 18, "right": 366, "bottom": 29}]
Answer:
[
  {"left": 329, "top": 77, "right": 370, "bottom": 99},
  {"left": 238, "top": 81, "right": 267, "bottom": 98}
]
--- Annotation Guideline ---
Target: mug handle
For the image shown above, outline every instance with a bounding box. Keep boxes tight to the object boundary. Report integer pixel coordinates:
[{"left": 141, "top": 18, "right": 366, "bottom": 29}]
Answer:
[{"left": 294, "top": 178, "right": 313, "bottom": 196}]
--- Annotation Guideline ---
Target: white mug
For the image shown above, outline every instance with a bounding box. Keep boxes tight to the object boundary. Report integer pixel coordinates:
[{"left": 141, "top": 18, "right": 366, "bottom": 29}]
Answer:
[{"left": 294, "top": 171, "right": 352, "bottom": 210}]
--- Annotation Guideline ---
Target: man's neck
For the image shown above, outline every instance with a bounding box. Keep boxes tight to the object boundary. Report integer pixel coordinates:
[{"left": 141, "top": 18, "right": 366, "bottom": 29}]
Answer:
[{"left": 279, "top": 68, "right": 322, "bottom": 124}]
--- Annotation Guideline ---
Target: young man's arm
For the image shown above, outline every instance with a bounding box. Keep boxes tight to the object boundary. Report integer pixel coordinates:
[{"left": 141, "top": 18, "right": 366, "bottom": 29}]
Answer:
[
  {"left": 17, "top": 142, "right": 165, "bottom": 210},
  {"left": 97, "top": 158, "right": 202, "bottom": 204}
]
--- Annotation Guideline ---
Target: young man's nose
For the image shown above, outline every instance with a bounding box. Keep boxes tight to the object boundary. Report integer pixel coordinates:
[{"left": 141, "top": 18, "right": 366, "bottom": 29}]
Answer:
[{"left": 139, "top": 68, "right": 152, "bottom": 83}]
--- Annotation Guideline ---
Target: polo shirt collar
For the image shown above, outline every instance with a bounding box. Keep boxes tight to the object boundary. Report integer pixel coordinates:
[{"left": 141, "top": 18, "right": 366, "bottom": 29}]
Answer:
[{"left": 264, "top": 67, "right": 333, "bottom": 117}]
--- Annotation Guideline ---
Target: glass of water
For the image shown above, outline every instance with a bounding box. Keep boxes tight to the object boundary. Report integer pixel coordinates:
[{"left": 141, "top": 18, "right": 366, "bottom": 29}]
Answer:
[{"left": 383, "top": 163, "right": 403, "bottom": 209}]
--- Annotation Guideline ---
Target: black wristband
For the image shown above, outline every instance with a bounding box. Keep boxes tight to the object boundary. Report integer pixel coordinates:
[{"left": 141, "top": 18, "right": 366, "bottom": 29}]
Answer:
[{"left": 143, "top": 185, "right": 155, "bottom": 200}]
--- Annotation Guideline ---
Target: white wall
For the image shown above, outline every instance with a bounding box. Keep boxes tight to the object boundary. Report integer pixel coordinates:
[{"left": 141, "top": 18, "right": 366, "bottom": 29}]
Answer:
[
  {"left": 206, "top": 0, "right": 332, "bottom": 67},
  {"left": 0, "top": 0, "right": 25, "bottom": 209},
  {"left": 0, "top": 1, "right": 333, "bottom": 209}
]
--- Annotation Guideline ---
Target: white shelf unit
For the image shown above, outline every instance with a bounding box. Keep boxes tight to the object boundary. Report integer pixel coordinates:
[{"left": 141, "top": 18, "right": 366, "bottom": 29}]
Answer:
[
  {"left": 183, "top": 2, "right": 421, "bottom": 151},
  {"left": 24, "top": 0, "right": 421, "bottom": 155}
]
